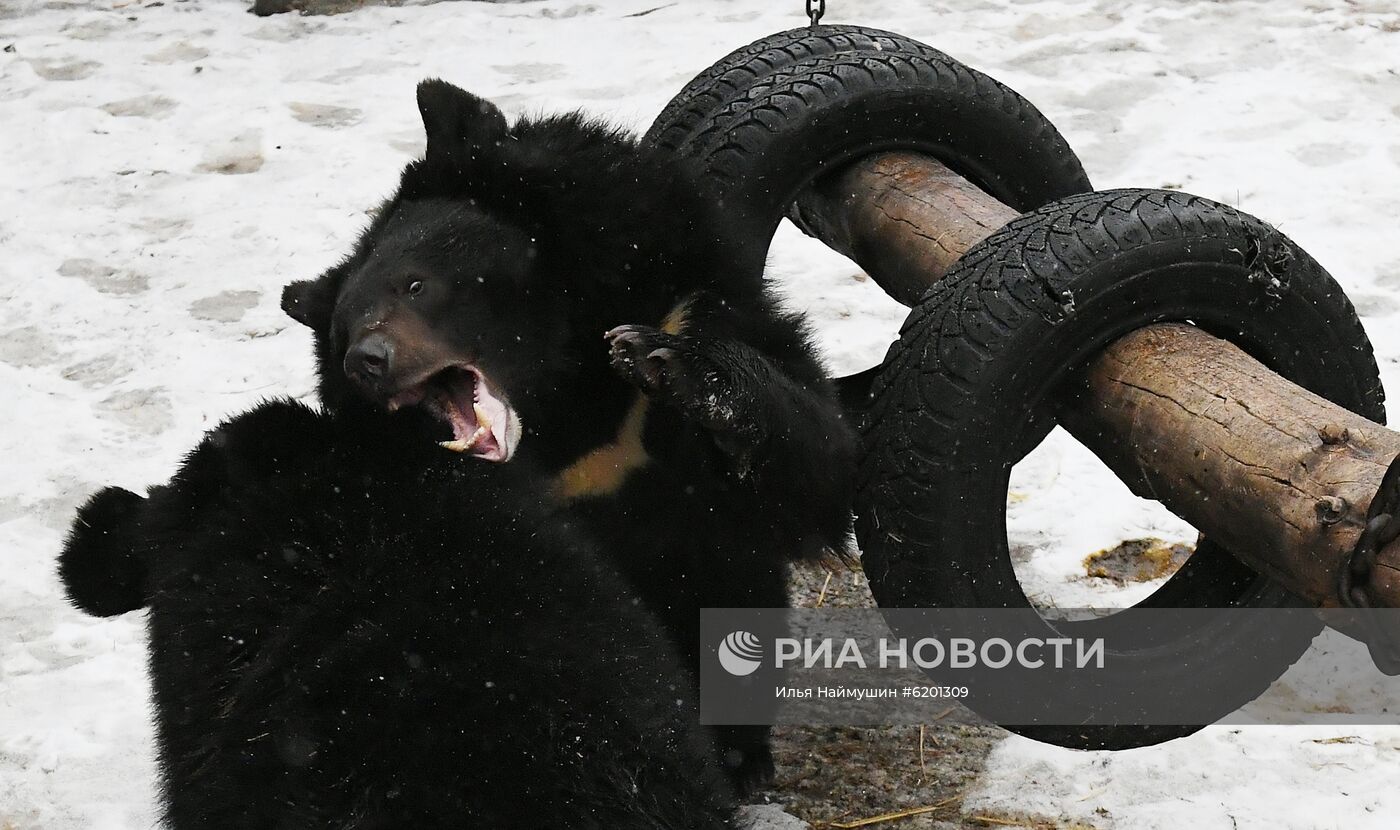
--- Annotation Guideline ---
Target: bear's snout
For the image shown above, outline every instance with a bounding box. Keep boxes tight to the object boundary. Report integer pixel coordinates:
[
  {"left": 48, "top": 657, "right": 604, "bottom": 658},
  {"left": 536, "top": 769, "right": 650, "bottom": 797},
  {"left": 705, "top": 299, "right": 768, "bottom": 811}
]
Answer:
[{"left": 344, "top": 333, "right": 395, "bottom": 385}]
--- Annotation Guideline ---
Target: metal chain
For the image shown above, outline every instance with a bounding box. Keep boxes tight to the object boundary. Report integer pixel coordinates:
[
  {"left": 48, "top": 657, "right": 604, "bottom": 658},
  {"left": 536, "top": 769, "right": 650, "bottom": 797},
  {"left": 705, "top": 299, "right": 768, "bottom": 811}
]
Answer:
[{"left": 806, "top": 0, "right": 826, "bottom": 27}]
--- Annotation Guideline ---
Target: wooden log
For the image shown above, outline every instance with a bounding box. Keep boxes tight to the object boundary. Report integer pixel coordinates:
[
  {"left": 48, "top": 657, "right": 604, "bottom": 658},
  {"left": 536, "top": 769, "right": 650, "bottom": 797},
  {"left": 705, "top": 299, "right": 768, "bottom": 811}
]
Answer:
[
  {"left": 793, "top": 152, "right": 1400, "bottom": 607},
  {"left": 789, "top": 153, "right": 1019, "bottom": 306},
  {"left": 1057, "top": 323, "right": 1400, "bottom": 605}
]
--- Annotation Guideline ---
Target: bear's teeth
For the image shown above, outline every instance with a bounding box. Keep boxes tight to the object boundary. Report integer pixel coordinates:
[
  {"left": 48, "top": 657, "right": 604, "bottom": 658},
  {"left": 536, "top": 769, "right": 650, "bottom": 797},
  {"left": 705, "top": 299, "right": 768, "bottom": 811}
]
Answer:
[
  {"left": 438, "top": 426, "right": 490, "bottom": 453},
  {"left": 473, "top": 402, "right": 493, "bottom": 432}
]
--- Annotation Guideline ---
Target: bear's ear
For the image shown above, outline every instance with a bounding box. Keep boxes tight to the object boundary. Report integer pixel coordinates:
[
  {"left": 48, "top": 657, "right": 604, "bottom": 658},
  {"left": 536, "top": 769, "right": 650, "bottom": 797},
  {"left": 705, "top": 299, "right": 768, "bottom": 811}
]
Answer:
[
  {"left": 416, "top": 78, "right": 508, "bottom": 163},
  {"left": 281, "top": 276, "right": 336, "bottom": 333}
]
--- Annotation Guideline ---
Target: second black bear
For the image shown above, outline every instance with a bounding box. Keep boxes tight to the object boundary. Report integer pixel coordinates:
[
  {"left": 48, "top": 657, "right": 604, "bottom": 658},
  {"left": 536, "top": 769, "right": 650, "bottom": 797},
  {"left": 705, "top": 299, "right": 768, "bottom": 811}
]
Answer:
[
  {"left": 281, "top": 79, "right": 859, "bottom": 789},
  {"left": 59, "top": 400, "right": 735, "bottom": 829}
]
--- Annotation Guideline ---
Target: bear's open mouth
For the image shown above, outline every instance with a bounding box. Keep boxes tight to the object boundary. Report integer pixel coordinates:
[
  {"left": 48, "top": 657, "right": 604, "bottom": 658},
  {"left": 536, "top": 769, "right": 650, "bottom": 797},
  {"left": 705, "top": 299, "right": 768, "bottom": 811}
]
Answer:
[{"left": 385, "top": 365, "right": 522, "bottom": 462}]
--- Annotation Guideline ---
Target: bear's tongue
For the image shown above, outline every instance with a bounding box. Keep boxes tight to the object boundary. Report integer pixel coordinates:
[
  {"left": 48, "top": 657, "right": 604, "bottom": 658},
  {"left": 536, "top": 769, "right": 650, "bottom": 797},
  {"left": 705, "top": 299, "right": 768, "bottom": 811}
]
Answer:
[
  {"left": 427, "top": 367, "right": 519, "bottom": 463},
  {"left": 436, "top": 381, "right": 493, "bottom": 454}
]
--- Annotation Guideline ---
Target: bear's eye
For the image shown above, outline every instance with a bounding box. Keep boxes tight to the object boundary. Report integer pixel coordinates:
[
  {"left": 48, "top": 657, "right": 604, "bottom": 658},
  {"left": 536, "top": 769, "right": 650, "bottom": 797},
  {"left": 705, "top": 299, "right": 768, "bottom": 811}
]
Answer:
[{"left": 406, "top": 279, "right": 424, "bottom": 297}]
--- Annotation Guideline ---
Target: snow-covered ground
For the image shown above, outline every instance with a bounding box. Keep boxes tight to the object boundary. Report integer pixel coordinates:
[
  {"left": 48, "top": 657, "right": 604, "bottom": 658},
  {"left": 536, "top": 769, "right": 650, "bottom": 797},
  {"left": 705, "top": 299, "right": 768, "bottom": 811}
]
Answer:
[{"left": 2, "top": 0, "right": 1399, "bottom": 827}]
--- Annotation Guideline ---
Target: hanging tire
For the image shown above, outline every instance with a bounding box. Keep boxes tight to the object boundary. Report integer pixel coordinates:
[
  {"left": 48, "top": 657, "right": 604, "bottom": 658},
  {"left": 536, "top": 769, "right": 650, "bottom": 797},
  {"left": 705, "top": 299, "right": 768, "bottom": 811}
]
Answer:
[
  {"left": 856, "top": 188, "right": 1383, "bottom": 749},
  {"left": 669, "top": 46, "right": 1092, "bottom": 237},
  {"left": 646, "top": 27, "right": 1091, "bottom": 418},
  {"left": 643, "top": 25, "right": 946, "bottom": 153}
]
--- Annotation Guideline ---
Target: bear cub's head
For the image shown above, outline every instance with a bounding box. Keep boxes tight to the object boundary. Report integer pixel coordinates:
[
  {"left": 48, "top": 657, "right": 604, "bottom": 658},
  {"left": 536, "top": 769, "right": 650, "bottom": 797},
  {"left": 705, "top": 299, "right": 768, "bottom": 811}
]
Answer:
[{"left": 282, "top": 79, "right": 731, "bottom": 466}]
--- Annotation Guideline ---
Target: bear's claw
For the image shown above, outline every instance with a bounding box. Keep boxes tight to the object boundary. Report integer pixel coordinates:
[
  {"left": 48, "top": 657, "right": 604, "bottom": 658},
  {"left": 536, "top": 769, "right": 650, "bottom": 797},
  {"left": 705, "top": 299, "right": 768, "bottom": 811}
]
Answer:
[{"left": 605, "top": 325, "right": 763, "bottom": 473}]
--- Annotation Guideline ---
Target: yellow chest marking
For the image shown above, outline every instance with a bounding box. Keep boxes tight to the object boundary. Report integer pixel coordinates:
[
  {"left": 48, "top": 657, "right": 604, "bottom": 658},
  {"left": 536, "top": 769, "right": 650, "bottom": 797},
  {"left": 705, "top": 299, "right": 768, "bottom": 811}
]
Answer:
[
  {"left": 552, "top": 394, "right": 651, "bottom": 501},
  {"left": 550, "top": 297, "right": 693, "bottom": 502}
]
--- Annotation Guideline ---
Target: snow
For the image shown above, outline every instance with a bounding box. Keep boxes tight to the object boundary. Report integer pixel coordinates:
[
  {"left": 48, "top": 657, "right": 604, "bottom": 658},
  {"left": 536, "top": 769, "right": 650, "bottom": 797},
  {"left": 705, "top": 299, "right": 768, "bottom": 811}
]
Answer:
[{"left": 2, "top": 0, "right": 1399, "bottom": 827}]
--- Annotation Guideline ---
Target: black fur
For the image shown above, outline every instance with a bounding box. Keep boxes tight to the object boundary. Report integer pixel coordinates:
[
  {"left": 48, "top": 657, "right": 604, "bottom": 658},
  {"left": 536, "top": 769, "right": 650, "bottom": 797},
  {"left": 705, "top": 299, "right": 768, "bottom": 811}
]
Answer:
[
  {"left": 283, "top": 79, "right": 860, "bottom": 789},
  {"left": 59, "top": 401, "right": 735, "bottom": 829},
  {"left": 60, "top": 485, "right": 148, "bottom": 617}
]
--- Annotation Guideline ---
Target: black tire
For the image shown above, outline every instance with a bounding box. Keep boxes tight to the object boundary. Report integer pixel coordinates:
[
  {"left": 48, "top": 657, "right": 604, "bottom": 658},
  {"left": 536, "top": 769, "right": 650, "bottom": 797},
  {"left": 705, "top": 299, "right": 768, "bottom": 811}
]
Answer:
[
  {"left": 672, "top": 48, "right": 1092, "bottom": 237},
  {"left": 643, "top": 25, "right": 945, "bottom": 153},
  {"left": 857, "top": 189, "right": 1383, "bottom": 749}
]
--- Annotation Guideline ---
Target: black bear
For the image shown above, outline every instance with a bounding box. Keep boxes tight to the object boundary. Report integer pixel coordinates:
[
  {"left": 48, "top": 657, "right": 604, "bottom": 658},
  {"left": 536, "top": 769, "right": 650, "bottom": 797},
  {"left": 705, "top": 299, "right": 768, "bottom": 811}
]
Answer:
[
  {"left": 59, "top": 399, "right": 736, "bottom": 829},
  {"left": 280, "top": 79, "right": 859, "bottom": 790}
]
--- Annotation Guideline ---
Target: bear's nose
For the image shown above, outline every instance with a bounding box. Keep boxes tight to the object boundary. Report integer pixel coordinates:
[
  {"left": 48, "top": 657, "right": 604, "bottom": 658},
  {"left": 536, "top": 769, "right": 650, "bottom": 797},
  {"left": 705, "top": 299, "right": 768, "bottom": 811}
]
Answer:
[{"left": 345, "top": 335, "right": 395, "bottom": 381}]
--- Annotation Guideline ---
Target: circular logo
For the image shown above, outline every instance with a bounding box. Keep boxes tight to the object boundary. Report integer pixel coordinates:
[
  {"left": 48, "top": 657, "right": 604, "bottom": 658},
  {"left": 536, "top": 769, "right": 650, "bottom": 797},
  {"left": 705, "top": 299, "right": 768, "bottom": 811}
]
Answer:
[{"left": 718, "top": 630, "right": 764, "bottom": 676}]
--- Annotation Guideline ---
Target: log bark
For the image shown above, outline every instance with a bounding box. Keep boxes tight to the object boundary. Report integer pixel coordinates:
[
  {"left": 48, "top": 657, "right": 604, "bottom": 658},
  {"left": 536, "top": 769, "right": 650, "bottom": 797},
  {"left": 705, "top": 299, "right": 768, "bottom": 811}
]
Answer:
[
  {"left": 795, "top": 152, "right": 1400, "bottom": 607},
  {"left": 790, "top": 153, "right": 1018, "bottom": 306},
  {"left": 1058, "top": 323, "right": 1400, "bottom": 605}
]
